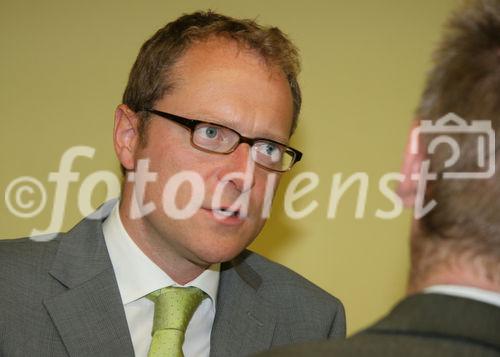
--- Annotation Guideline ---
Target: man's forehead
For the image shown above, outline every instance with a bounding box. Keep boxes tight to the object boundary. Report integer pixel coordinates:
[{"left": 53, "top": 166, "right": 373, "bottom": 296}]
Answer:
[
  {"left": 172, "top": 36, "right": 283, "bottom": 80},
  {"left": 159, "top": 37, "right": 294, "bottom": 141}
]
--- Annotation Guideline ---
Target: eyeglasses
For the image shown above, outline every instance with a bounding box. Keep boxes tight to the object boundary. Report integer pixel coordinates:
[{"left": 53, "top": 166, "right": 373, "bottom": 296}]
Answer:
[{"left": 142, "top": 109, "right": 302, "bottom": 172}]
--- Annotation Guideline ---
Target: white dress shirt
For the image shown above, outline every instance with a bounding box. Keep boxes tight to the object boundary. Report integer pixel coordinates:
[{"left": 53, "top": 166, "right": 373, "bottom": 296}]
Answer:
[
  {"left": 102, "top": 202, "right": 220, "bottom": 357},
  {"left": 424, "top": 284, "right": 500, "bottom": 308}
]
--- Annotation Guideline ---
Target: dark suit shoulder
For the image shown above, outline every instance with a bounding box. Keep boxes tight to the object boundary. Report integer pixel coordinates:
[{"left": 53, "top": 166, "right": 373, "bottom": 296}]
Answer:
[
  {"left": 259, "top": 295, "right": 500, "bottom": 357},
  {"left": 261, "top": 327, "right": 500, "bottom": 357}
]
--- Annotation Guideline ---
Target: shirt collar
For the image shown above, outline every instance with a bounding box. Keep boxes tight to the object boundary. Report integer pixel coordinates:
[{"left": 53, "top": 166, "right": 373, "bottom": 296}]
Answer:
[
  {"left": 102, "top": 202, "right": 220, "bottom": 306},
  {"left": 424, "top": 284, "right": 500, "bottom": 308}
]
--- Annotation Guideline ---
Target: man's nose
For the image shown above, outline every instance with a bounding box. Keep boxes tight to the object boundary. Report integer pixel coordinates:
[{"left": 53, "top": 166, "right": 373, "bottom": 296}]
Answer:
[{"left": 216, "top": 143, "right": 256, "bottom": 193}]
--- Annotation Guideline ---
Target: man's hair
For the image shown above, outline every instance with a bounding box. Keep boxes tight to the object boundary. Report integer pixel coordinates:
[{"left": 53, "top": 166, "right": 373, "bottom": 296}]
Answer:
[
  {"left": 122, "top": 11, "right": 301, "bottom": 145},
  {"left": 411, "top": 0, "right": 500, "bottom": 287}
]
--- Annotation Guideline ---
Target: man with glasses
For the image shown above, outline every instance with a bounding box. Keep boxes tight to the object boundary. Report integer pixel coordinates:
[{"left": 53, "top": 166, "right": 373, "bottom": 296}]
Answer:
[
  {"left": 142, "top": 109, "right": 302, "bottom": 173},
  {"left": 0, "top": 11, "right": 345, "bottom": 357}
]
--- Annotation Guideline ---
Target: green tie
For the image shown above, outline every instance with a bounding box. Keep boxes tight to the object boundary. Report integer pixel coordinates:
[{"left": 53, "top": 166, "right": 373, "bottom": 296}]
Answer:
[{"left": 147, "top": 286, "right": 206, "bottom": 357}]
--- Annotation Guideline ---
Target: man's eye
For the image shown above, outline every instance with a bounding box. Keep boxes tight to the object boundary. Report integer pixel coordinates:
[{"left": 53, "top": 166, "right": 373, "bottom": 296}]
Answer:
[
  {"left": 256, "top": 142, "right": 282, "bottom": 162},
  {"left": 263, "top": 144, "right": 277, "bottom": 156},
  {"left": 199, "top": 126, "right": 219, "bottom": 139}
]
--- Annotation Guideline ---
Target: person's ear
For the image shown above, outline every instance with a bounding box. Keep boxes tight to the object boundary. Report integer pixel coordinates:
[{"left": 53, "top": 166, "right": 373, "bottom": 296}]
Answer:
[
  {"left": 113, "top": 104, "right": 141, "bottom": 171},
  {"left": 397, "top": 119, "right": 425, "bottom": 208}
]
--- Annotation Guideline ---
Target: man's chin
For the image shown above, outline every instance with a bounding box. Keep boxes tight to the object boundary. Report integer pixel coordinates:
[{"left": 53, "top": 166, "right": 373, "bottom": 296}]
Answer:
[{"left": 190, "top": 239, "right": 254, "bottom": 266}]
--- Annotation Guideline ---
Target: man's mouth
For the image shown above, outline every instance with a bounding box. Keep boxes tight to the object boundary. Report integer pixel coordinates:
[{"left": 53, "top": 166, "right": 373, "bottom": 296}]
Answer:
[{"left": 213, "top": 207, "right": 240, "bottom": 218}]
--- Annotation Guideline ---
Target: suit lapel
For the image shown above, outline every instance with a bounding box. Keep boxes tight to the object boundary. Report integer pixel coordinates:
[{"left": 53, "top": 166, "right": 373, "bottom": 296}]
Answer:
[
  {"left": 43, "top": 215, "right": 134, "bottom": 357},
  {"left": 210, "top": 251, "right": 277, "bottom": 356}
]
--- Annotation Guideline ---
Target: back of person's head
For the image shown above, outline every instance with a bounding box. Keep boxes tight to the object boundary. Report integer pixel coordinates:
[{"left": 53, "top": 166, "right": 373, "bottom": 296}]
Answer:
[{"left": 410, "top": 0, "right": 500, "bottom": 290}]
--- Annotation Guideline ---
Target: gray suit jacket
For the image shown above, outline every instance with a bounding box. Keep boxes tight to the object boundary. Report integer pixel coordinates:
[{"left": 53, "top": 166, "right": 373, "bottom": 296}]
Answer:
[
  {"left": 0, "top": 214, "right": 345, "bottom": 357},
  {"left": 259, "top": 293, "right": 500, "bottom": 356}
]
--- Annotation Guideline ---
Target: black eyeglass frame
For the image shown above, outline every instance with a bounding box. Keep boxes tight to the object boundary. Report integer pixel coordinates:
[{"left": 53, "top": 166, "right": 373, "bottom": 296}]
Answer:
[{"left": 142, "top": 108, "right": 303, "bottom": 172}]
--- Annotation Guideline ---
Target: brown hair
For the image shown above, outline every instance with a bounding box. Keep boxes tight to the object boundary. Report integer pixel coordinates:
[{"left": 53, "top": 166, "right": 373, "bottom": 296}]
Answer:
[
  {"left": 122, "top": 11, "right": 301, "bottom": 144},
  {"left": 411, "top": 0, "right": 500, "bottom": 287}
]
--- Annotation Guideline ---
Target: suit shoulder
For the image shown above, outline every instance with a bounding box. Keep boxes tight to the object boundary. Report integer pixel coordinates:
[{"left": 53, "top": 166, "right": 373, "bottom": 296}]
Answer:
[
  {"left": 236, "top": 250, "right": 346, "bottom": 338},
  {"left": 263, "top": 326, "right": 500, "bottom": 357},
  {"left": 0, "top": 234, "right": 62, "bottom": 276},
  {"left": 240, "top": 250, "right": 343, "bottom": 306}
]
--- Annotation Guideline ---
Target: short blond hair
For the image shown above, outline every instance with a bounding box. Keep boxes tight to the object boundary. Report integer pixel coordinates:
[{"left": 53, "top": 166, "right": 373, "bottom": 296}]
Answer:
[{"left": 122, "top": 11, "right": 301, "bottom": 144}]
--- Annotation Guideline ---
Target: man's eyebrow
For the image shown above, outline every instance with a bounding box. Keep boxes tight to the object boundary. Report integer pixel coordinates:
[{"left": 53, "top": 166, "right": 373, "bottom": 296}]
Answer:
[{"left": 254, "top": 133, "right": 289, "bottom": 145}]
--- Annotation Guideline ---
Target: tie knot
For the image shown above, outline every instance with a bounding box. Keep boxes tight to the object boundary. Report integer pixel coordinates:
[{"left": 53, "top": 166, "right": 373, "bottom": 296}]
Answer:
[{"left": 148, "top": 286, "right": 205, "bottom": 334}]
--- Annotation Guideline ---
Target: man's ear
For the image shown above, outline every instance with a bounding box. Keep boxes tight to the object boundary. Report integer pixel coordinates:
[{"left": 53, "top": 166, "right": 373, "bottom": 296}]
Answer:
[
  {"left": 397, "top": 119, "right": 425, "bottom": 208},
  {"left": 114, "top": 104, "right": 140, "bottom": 171}
]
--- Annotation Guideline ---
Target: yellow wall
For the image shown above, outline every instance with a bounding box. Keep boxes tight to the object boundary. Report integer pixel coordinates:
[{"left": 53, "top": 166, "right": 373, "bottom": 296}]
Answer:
[{"left": 0, "top": 0, "right": 459, "bottom": 334}]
